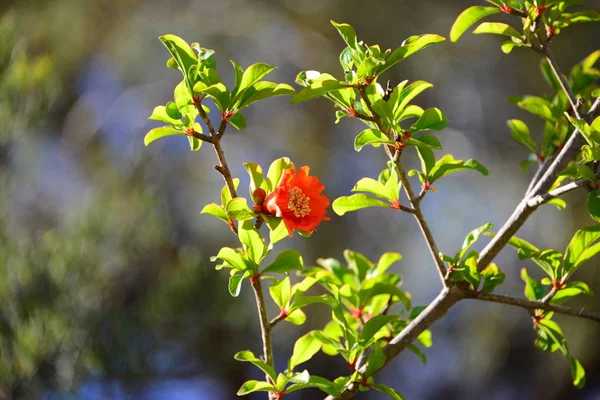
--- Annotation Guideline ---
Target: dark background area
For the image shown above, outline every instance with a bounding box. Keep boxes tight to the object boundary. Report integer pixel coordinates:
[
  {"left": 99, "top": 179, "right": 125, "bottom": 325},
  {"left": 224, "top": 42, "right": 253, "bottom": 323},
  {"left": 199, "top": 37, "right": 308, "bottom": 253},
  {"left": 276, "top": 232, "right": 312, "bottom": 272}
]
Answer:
[{"left": 1, "top": 0, "right": 599, "bottom": 399}]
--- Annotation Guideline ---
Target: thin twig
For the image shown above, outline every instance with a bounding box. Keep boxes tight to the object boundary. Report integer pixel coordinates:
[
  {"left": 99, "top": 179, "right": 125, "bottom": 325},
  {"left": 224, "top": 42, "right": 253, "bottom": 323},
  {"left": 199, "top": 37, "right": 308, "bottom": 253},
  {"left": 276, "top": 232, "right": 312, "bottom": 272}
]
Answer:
[
  {"left": 472, "top": 293, "right": 600, "bottom": 323},
  {"left": 269, "top": 311, "right": 287, "bottom": 329},
  {"left": 357, "top": 88, "right": 447, "bottom": 284}
]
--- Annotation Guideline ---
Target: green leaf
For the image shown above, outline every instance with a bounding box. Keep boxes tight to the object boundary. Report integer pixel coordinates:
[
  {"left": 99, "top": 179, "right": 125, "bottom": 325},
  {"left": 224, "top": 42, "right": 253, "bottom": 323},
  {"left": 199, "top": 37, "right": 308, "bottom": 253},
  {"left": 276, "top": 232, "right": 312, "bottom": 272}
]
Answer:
[
  {"left": 265, "top": 216, "right": 289, "bottom": 244},
  {"left": 243, "top": 162, "right": 266, "bottom": 196},
  {"left": 238, "top": 220, "right": 265, "bottom": 264},
  {"left": 289, "top": 332, "right": 322, "bottom": 371},
  {"left": 211, "top": 247, "right": 249, "bottom": 272},
  {"left": 592, "top": 116, "right": 600, "bottom": 133},
  {"left": 226, "top": 197, "right": 257, "bottom": 221},
  {"left": 237, "top": 63, "right": 275, "bottom": 94},
  {"left": 406, "top": 134, "right": 442, "bottom": 149},
  {"left": 193, "top": 82, "right": 230, "bottom": 112},
  {"left": 373, "top": 252, "right": 402, "bottom": 276},
  {"left": 266, "top": 157, "right": 294, "bottom": 191},
  {"left": 377, "top": 35, "right": 445, "bottom": 76},
  {"left": 563, "top": 225, "right": 600, "bottom": 276},
  {"left": 291, "top": 76, "right": 350, "bottom": 104},
  {"left": 507, "top": 119, "right": 537, "bottom": 153},
  {"left": 360, "top": 315, "right": 397, "bottom": 344},
  {"left": 159, "top": 34, "right": 198, "bottom": 78},
  {"left": 262, "top": 249, "right": 304, "bottom": 275},
  {"left": 200, "top": 203, "right": 229, "bottom": 224},
  {"left": 331, "top": 21, "right": 358, "bottom": 50},
  {"left": 228, "top": 112, "right": 246, "bottom": 130},
  {"left": 551, "top": 281, "right": 592, "bottom": 304},
  {"left": 501, "top": 41, "right": 523, "bottom": 54},
  {"left": 587, "top": 190, "right": 600, "bottom": 222},
  {"left": 234, "top": 350, "right": 277, "bottom": 381},
  {"left": 365, "top": 345, "right": 386, "bottom": 377},
  {"left": 546, "top": 198, "right": 566, "bottom": 210},
  {"left": 221, "top": 178, "right": 240, "bottom": 208},
  {"left": 285, "top": 308, "right": 307, "bottom": 325},
  {"left": 409, "top": 108, "right": 448, "bottom": 133},
  {"left": 481, "top": 263, "right": 505, "bottom": 294},
  {"left": 332, "top": 194, "right": 392, "bottom": 216},
  {"left": 517, "top": 97, "right": 554, "bottom": 121},
  {"left": 354, "top": 129, "right": 394, "bottom": 151},
  {"left": 144, "top": 126, "right": 185, "bottom": 146},
  {"left": 269, "top": 277, "right": 291, "bottom": 309},
  {"left": 428, "top": 155, "right": 489, "bottom": 184},
  {"left": 569, "top": 356, "right": 586, "bottom": 389},
  {"left": 407, "top": 343, "right": 427, "bottom": 365},
  {"left": 237, "top": 380, "right": 276, "bottom": 396},
  {"left": 473, "top": 22, "right": 522, "bottom": 39},
  {"left": 285, "top": 375, "right": 340, "bottom": 397},
  {"left": 457, "top": 222, "right": 494, "bottom": 260},
  {"left": 352, "top": 178, "right": 396, "bottom": 201},
  {"left": 237, "top": 81, "right": 295, "bottom": 109},
  {"left": 372, "top": 384, "right": 406, "bottom": 400},
  {"left": 148, "top": 105, "right": 183, "bottom": 126},
  {"left": 187, "top": 135, "right": 202, "bottom": 151},
  {"left": 416, "top": 147, "right": 435, "bottom": 177},
  {"left": 450, "top": 6, "right": 500, "bottom": 42},
  {"left": 229, "top": 270, "right": 250, "bottom": 297},
  {"left": 391, "top": 81, "right": 433, "bottom": 119},
  {"left": 521, "top": 268, "right": 544, "bottom": 300}
]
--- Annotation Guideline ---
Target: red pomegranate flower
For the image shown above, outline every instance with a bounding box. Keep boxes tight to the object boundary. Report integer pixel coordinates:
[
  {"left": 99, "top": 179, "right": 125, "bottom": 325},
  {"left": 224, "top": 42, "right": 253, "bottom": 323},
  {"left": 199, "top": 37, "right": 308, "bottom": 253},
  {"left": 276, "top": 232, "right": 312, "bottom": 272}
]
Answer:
[{"left": 263, "top": 166, "right": 330, "bottom": 236}]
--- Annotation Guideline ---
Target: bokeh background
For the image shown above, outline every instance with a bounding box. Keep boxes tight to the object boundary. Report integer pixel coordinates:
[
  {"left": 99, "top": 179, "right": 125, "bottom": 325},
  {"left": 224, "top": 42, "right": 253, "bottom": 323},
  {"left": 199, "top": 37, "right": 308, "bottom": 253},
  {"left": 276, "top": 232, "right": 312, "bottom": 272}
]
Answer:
[{"left": 1, "top": 0, "right": 600, "bottom": 399}]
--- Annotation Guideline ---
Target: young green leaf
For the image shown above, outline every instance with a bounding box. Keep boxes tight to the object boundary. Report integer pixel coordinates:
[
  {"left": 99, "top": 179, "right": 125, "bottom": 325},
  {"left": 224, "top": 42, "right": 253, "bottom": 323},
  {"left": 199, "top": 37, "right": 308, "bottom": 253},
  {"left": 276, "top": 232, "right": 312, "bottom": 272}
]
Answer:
[
  {"left": 360, "top": 315, "right": 397, "bottom": 344},
  {"left": 226, "top": 197, "right": 257, "bottom": 221},
  {"left": 563, "top": 225, "right": 600, "bottom": 276},
  {"left": 234, "top": 350, "right": 277, "bottom": 381},
  {"left": 409, "top": 108, "right": 448, "bottom": 133},
  {"left": 266, "top": 157, "right": 294, "bottom": 191},
  {"left": 238, "top": 220, "right": 265, "bottom": 264},
  {"left": 481, "top": 263, "right": 505, "bottom": 294},
  {"left": 450, "top": 6, "right": 500, "bottom": 42},
  {"left": 354, "top": 129, "right": 394, "bottom": 151},
  {"left": 211, "top": 247, "right": 249, "bottom": 272},
  {"left": 372, "top": 384, "right": 406, "bottom": 400},
  {"left": 159, "top": 34, "right": 198, "bottom": 79},
  {"left": 237, "top": 380, "right": 276, "bottom": 396},
  {"left": 587, "top": 190, "right": 600, "bottom": 222},
  {"left": 507, "top": 119, "right": 537, "bottom": 153},
  {"left": 144, "top": 127, "right": 185, "bottom": 146},
  {"left": 377, "top": 35, "right": 445, "bottom": 76},
  {"left": 330, "top": 21, "right": 358, "bottom": 50},
  {"left": 352, "top": 178, "right": 395, "bottom": 201},
  {"left": 289, "top": 332, "right": 322, "bottom": 371},
  {"left": 229, "top": 270, "right": 251, "bottom": 297},
  {"left": 262, "top": 249, "right": 304, "bottom": 275},
  {"left": 291, "top": 77, "right": 350, "bottom": 104},
  {"left": 473, "top": 22, "right": 522, "bottom": 39},
  {"left": 200, "top": 203, "right": 229, "bottom": 224},
  {"left": 269, "top": 277, "right": 292, "bottom": 309},
  {"left": 235, "top": 63, "right": 275, "bottom": 98},
  {"left": 428, "top": 155, "right": 489, "bottom": 184},
  {"left": 332, "top": 194, "right": 392, "bottom": 216}
]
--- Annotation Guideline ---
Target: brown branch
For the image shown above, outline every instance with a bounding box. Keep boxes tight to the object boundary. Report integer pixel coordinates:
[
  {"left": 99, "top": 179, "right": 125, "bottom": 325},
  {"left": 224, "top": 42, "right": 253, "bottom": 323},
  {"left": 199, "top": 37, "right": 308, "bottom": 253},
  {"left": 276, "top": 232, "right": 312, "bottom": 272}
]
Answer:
[
  {"left": 251, "top": 278, "right": 276, "bottom": 390},
  {"left": 472, "top": 293, "right": 600, "bottom": 324}
]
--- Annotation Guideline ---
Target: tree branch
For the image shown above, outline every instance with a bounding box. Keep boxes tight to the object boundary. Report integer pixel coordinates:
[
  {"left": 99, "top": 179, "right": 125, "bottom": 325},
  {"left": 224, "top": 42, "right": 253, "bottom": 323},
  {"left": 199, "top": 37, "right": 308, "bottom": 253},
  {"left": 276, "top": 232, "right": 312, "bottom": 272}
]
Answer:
[
  {"left": 472, "top": 293, "right": 600, "bottom": 324},
  {"left": 326, "top": 285, "right": 467, "bottom": 400},
  {"left": 251, "top": 278, "right": 276, "bottom": 392},
  {"left": 527, "top": 177, "right": 596, "bottom": 208},
  {"left": 357, "top": 88, "right": 447, "bottom": 284}
]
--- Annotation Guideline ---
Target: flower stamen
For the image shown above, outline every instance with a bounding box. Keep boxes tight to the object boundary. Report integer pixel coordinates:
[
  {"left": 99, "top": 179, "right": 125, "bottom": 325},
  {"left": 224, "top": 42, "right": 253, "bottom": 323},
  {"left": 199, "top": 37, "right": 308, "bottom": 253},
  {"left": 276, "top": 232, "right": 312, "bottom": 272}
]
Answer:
[{"left": 288, "top": 186, "right": 311, "bottom": 217}]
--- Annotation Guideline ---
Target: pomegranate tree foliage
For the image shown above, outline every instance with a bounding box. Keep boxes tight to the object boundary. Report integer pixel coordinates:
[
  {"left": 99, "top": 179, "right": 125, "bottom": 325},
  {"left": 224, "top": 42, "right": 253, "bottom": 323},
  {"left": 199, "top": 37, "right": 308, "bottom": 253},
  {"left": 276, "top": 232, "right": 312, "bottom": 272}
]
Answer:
[{"left": 145, "top": 1, "right": 600, "bottom": 398}]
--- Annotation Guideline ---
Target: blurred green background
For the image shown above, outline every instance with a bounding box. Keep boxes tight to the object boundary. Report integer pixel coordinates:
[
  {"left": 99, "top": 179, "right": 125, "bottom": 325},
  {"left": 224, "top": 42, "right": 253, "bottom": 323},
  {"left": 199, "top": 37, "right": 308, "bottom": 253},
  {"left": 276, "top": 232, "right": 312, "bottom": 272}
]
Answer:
[{"left": 1, "top": 0, "right": 599, "bottom": 399}]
